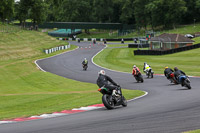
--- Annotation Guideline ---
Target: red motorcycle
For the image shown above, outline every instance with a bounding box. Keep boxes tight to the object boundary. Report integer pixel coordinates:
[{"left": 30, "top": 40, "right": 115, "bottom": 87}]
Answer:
[{"left": 169, "top": 73, "right": 178, "bottom": 84}]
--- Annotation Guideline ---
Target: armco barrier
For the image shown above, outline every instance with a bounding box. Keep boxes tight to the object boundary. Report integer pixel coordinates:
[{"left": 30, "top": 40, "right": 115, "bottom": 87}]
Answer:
[
  {"left": 134, "top": 43, "right": 200, "bottom": 55},
  {"left": 57, "top": 37, "right": 142, "bottom": 42},
  {"left": 44, "top": 44, "right": 70, "bottom": 54}
]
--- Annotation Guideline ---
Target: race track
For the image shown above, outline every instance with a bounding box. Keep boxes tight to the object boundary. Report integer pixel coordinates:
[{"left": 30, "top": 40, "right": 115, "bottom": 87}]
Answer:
[{"left": 0, "top": 41, "right": 200, "bottom": 133}]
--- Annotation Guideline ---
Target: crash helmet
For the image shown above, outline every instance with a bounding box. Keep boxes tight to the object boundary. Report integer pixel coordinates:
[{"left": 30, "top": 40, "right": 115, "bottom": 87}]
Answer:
[
  {"left": 133, "top": 65, "right": 136, "bottom": 68},
  {"left": 99, "top": 70, "right": 105, "bottom": 75},
  {"left": 174, "top": 67, "right": 178, "bottom": 71},
  {"left": 165, "top": 66, "right": 168, "bottom": 69}
]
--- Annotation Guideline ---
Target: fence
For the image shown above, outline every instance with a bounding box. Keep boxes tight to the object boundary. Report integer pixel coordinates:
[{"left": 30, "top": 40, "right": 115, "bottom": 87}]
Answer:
[
  {"left": 44, "top": 44, "right": 71, "bottom": 54},
  {"left": 0, "top": 24, "right": 21, "bottom": 33},
  {"left": 134, "top": 43, "right": 200, "bottom": 55}
]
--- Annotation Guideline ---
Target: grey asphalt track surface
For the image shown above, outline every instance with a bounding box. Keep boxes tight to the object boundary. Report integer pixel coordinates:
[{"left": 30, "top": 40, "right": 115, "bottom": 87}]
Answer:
[{"left": 0, "top": 41, "right": 200, "bottom": 133}]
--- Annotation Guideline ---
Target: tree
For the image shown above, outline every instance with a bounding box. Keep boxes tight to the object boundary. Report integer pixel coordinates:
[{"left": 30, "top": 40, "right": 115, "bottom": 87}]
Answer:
[
  {"left": 145, "top": 0, "right": 187, "bottom": 29},
  {"left": 120, "top": 0, "right": 135, "bottom": 24},
  {"left": 29, "top": 0, "right": 48, "bottom": 26},
  {"left": 145, "top": 0, "right": 167, "bottom": 29},
  {"left": 59, "top": 0, "right": 94, "bottom": 22},
  {"left": 44, "top": 0, "right": 64, "bottom": 22},
  {"left": 0, "top": 0, "right": 15, "bottom": 23},
  {"left": 134, "top": 0, "right": 149, "bottom": 30},
  {"left": 111, "top": 0, "right": 123, "bottom": 23},
  {"left": 15, "top": 0, "right": 29, "bottom": 27},
  {"left": 163, "top": 0, "right": 187, "bottom": 28},
  {"left": 194, "top": 0, "right": 200, "bottom": 22},
  {"left": 93, "top": 0, "right": 114, "bottom": 22}
]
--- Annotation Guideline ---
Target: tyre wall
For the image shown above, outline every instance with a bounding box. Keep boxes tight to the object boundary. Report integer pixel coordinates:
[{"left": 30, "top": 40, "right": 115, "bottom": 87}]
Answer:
[{"left": 134, "top": 43, "right": 200, "bottom": 55}]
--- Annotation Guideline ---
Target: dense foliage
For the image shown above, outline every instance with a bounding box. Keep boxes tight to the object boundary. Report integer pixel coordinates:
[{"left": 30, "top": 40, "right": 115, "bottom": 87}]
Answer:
[{"left": 0, "top": 0, "right": 200, "bottom": 29}]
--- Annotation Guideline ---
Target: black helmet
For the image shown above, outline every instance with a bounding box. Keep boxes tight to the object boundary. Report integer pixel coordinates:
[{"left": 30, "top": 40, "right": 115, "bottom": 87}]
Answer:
[{"left": 174, "top": 67, "right": 178, "bottom": 71}]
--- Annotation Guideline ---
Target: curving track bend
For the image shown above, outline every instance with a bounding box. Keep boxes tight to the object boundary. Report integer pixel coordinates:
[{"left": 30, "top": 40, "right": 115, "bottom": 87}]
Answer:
[{"left": 0, "top": 41, "right": 200, "bottom": 133}]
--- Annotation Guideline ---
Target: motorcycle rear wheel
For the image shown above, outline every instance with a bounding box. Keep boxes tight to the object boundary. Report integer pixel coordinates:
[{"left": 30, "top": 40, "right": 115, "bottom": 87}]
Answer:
[{"left": 102, "top": 94, "right": 114, "bottom": 109}]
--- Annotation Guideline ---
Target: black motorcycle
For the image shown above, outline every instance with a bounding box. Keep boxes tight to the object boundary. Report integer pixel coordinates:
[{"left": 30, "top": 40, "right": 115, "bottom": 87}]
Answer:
[
  {"left": 133, "top": 72, "right": 144, "bottom": 83},
  {"left": 98, "top": 86, "right": 127, "bottom": 110},
  {"left": 82, "top": 64, "right": 88, "bottom": 71}
]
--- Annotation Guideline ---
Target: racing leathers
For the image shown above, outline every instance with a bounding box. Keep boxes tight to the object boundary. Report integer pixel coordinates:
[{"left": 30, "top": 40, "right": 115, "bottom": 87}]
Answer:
[
  {"left": 164, "top": 68, "right": 174, "bottom": 79},
  {"left": 82, "top": 59, "right": 88, "bottom": 67},
  {"left": 174, "top": 70, "right": 186, "bottom": 81},
  {"left": 132, "top": 67, "right": 141, "bottom": 76},
  {"left": 96, "top": 74, "right": 118, "bottom": 93},
  {"left": 143, "top": 63, "right": 151, "bottom": 73}
]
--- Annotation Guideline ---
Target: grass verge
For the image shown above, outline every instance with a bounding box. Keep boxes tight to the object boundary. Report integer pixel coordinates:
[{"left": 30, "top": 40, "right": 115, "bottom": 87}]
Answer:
[{"left": 93, "top": 47, "right": 200, "bottom": 76}]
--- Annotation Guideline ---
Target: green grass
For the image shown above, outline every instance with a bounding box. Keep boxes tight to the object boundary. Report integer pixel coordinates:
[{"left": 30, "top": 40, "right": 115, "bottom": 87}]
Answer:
[
  {"left": 161, "top": 23, "right": 200, "bottom": 35},
  {"left": 193, "top": 37, "right": 200, "bottom": 44},
  {"left": 0, "top": 25, "right": 144, "bottom": 120},
  {"left": 106, "top": 44, "right": 128, "bottom": 48},
  {"left": 93, "top": 47, "right": 200, "bottom": 76},
  {"left": 183, "top": 129, "right": 200, "bottom": 133}
]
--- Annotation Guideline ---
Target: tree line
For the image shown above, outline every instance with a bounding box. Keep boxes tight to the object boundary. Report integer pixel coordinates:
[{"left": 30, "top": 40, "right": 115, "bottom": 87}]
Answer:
[{"left": 0, "top": 0, "right": 200, "bottom": 29}]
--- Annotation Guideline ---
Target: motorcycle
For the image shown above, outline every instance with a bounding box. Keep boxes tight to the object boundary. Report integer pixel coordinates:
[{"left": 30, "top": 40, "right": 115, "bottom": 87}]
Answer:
[
  {"left": 144, "top": 68, "right": 154, "bottom": 78},
  {"left": 133, "top": 72, "right": 144, "bottom": 83},
  {"left": 82, "top": 64, "right": 88, "bottom": 71},
  {"left": 98, "top": 86, "right": 127, "bottom": 110},
  {"left": 168, "top": 72, "right": 178, "bottom": 84},
  {"left": 177, "top": 75, "right": 191, "bottom": 89}
]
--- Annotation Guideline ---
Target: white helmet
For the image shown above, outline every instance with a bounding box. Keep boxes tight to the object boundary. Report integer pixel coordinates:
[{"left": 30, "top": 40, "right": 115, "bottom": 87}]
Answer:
[
  {"left": 133, "top": 65, "right": 136, "bottom": 68},
  {"left": 98, "top": 70, "right": 105, "bottom": 75}
]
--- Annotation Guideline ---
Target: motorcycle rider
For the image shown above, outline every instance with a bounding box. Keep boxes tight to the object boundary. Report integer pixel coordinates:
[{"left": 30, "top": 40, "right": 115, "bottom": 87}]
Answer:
[
  {"left": 96, "top": 70, "right": 119, "bottom": 96},
  {"left": 143, "top": 62, "right": 152, "bottom": 75},
  {"left": 82, "top": 58, "right": 88, "bottom": 69},
  {"left": 132, "top": 65, "right": 141, "bottom": 76},
  {"left": 164, "top": 66, "right": 174, "bottom": 79},
  {"left": 174, "top": 67, "right": 186, "bottom": 86}
]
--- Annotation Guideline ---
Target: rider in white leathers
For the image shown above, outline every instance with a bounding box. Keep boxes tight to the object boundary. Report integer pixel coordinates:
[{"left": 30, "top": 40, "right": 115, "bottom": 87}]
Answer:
[{"left": 143, "top": 62, "right": 153, "bottom": 78}]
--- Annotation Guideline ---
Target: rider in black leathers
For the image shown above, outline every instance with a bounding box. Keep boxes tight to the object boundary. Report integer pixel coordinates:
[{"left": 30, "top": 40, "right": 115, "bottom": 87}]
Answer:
[
  {"left": 96, "top": 70, "right": 119, "bottom": 95},
  {"left": 164, "top": 66, "right": 174, "bottom": 79},
  {"left": 174, "top": 67, "right": 186, "bottom": 85}
]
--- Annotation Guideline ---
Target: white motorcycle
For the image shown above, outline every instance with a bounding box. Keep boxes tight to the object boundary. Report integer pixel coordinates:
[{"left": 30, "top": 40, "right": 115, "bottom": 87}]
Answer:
[{"left": 144, "top": 68, "right": 154, "bottom": 78}]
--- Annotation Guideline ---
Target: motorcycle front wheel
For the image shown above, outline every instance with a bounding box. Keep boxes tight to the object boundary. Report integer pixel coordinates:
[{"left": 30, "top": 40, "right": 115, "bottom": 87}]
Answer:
[
  {"left": 121, "top": 96, "right": 127, "bottom": 107},
  {"left": 151, "top": 73, "right": 153, "bottom": 78},
  {"left": 184, "top": 80, "right": 191, "bottom": 89},
  {"left": 139, "top": 75, "right": 144, "bottom": 83},
  {"left": 102, "top": 94, "right": 114, "bottom": 110}
]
